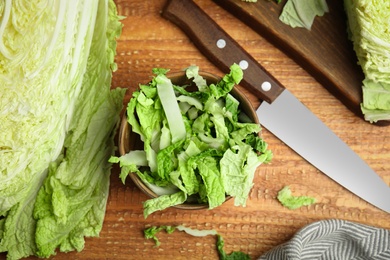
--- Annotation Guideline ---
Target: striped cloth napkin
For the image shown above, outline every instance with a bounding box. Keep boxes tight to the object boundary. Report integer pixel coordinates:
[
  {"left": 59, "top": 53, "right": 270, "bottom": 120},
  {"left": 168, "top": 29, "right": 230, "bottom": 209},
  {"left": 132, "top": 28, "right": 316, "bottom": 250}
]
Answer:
[{"left": 259, "top": 219, "right": 390, "bottom": 260}]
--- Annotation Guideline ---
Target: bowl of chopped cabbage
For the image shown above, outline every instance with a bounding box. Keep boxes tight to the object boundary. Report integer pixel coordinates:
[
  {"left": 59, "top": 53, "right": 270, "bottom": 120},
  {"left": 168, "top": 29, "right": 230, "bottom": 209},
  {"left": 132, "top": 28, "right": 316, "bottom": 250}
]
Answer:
[{"left": 115, "top": 65, "right": 271, "bottom": 216}]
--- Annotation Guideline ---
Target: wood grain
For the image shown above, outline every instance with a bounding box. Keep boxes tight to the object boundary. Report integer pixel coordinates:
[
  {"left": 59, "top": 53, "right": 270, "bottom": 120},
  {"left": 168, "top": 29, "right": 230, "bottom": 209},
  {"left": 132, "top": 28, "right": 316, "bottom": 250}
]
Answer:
[{"left": 4, "top": 1, "right": 389, "bottom": 259}]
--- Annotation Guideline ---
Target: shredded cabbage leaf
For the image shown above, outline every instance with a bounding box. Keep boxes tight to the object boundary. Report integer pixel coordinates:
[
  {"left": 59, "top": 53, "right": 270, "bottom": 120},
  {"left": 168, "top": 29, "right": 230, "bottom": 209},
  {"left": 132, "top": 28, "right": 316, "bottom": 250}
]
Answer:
[
  {"left": 110, "top": 64, "right": 273, "bottom": 218},
  {"left": 279, "top": 0, "right": 329, "bottom": 30},
  {"left": 277, "top": 186, "right": 316, "bottom": 210}
]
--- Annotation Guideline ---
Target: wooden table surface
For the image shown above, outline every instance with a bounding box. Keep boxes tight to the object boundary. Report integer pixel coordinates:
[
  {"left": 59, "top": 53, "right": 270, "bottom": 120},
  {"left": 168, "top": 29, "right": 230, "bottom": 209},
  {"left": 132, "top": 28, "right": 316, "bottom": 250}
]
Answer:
[{"left": 15, "top": 0, "right": 390, "bottom": 259}]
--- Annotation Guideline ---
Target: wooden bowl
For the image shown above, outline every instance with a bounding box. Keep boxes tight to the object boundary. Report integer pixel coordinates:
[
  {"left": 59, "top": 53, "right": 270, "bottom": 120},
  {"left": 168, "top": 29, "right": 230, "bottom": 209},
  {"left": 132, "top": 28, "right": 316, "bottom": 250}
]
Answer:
[{"left": 118, "top": 71, "right": 259, "bottom": 209}]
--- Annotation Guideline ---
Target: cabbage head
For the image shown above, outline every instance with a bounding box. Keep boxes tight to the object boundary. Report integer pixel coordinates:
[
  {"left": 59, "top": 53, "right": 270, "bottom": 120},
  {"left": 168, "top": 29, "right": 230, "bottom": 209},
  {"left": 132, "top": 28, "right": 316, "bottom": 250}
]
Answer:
[
  {"left": 0, "top": 0, "right": 125, "bottom": 258},
  {"left": 344, "top": 0, "right": 390, "bottom": 122}
]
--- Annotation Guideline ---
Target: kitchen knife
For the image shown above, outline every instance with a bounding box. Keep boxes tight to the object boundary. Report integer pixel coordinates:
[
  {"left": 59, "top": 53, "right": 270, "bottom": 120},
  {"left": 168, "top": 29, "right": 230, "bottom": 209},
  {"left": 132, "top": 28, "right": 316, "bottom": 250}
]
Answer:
[
  {"left": 212, "top": 0, "right": 366, "bottom": 121},
  {"left": 162, "top": 0, "right": 390, "bottom": 213}
]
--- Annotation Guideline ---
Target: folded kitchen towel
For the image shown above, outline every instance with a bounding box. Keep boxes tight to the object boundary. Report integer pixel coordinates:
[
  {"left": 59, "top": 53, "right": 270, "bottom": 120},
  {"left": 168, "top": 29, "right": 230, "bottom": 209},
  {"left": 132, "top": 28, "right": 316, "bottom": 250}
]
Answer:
[{"left": 259, "top": 219, "right": 390, "bottom": 260}]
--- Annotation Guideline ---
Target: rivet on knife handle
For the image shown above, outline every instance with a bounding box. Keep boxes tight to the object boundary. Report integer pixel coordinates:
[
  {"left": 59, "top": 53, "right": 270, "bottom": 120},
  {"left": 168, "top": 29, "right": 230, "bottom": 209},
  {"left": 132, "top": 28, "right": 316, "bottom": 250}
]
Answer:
[{"left": 162, "top": 0, "right": 284, "bottom": 104}]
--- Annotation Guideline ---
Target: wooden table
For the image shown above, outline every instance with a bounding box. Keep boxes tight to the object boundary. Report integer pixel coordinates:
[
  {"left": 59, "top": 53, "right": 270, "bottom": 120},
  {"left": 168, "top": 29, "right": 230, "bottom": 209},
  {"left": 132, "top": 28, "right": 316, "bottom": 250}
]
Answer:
[{"left": 16, "top": 0, "right": 390, "bottom": 259}]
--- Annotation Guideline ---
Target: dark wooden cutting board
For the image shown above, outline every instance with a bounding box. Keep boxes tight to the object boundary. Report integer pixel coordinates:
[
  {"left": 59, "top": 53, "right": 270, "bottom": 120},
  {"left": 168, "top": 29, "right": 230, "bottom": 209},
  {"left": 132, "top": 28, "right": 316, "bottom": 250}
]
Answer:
[{"left": 213, "top": 0, "right": 366, "bottom": 120}]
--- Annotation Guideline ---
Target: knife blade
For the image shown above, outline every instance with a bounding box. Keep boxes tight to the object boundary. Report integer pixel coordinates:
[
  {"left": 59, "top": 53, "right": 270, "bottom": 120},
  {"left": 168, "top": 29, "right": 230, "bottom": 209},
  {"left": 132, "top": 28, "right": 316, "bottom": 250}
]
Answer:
[{"left": 162, "top": 0, "right": 390, "bottom": 213}]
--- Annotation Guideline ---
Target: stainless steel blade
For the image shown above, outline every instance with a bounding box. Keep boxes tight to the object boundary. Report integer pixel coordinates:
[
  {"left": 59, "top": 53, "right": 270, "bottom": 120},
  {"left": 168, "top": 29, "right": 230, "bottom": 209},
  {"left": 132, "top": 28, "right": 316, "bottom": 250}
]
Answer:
[{"left": 257, "top": 89, "right": 390, "bottom": 213}]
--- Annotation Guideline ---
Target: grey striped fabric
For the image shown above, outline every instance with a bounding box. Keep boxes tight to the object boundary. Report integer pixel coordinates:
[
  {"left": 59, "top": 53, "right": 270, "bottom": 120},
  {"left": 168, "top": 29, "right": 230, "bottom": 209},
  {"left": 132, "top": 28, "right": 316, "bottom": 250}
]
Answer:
[{"left": 259, "top": 219, "right": 390, "bottom": 260}]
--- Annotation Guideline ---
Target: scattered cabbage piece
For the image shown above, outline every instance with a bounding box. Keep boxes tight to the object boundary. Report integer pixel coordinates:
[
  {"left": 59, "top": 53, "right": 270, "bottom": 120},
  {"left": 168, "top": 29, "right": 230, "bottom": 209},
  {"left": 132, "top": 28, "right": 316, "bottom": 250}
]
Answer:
[
  {"left": 344, "top": 0, "right": 390, "bottom": 122},
  {"left": 240, "top": 0, "right": 328, "bottom": 30},
  {"left": 144, "top": 226, "right": 176, "bottom": 247},
  {"left": 279, "top": 0, "right": 329, "bottom": 30},
  {"left": 176, "top": 225, "right": 218, "bottom": 237},
  {"left": 217, "top": 234, "right": 251, "bottom": 260},
  {"left": 277, "top": 186, "right": 316, "bottom": 210},
  {"left": 144, "top": 225, "right": 250, "bottom": 259},
  {"left": 144, "top": 225, "right": 216, "bottom": 248}
]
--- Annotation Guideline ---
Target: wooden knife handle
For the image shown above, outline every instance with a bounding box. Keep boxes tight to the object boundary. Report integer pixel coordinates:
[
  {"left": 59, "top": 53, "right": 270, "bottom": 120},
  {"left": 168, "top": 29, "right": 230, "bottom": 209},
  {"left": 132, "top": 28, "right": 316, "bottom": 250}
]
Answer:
[{"left": 162, "top": 0, "right": 285, "bottom": 104}]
